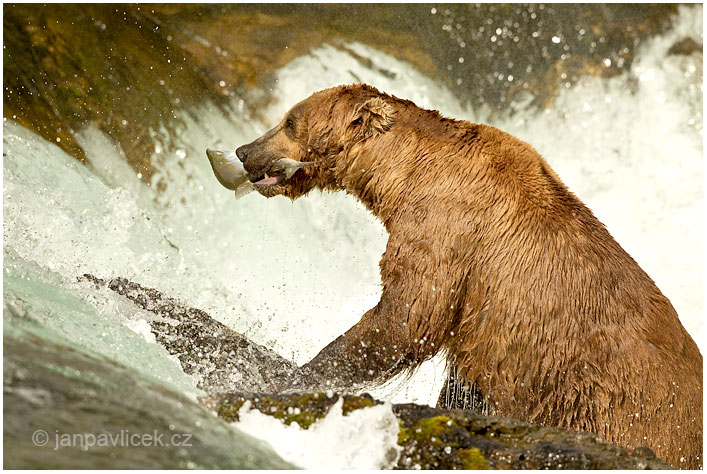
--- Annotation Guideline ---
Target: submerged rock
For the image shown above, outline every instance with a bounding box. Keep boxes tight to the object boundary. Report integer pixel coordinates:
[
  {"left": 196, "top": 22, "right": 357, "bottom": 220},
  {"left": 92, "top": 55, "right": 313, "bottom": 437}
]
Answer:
[{"left": 3, "top": 326, "right": 296, "bottom": 469}]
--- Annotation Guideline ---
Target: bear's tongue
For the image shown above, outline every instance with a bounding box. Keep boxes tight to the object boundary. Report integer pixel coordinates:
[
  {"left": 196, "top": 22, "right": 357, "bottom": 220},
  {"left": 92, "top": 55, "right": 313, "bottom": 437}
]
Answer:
[{"left": 255, "top": 173, "right": 284, "bottom": 186}]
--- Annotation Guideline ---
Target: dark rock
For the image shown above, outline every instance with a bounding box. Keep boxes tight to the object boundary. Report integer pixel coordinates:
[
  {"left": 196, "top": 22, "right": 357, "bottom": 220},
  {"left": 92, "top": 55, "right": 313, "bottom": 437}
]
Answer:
[
  {"left": 79, "top": 274, "right": 296, "bottom": 393},
  {"left": 394, "top": 402, "right": 672, "bottom": 469}
]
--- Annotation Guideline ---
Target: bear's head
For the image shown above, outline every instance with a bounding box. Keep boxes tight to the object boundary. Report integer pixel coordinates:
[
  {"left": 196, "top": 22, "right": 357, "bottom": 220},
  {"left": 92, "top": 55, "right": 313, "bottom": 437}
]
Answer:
[{"left": 236, "top": 84, "right": 395, "bottom": 199}]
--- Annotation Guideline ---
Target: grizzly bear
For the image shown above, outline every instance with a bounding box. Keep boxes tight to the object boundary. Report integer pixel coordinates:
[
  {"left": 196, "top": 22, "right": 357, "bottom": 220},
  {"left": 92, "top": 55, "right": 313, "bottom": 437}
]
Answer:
[{"left": 233, "top": 84, "right": 702, "bottom": 468}]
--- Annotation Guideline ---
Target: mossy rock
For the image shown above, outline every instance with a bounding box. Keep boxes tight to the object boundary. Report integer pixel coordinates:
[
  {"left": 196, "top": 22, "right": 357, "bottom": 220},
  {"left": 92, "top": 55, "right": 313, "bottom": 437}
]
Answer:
[
  {"left": 394, "top": 409, "right": 493, "bottom": 469},
  {"left": 206, "top": 391, "right": 379, "bottom": 430},
  {"left": 459, "top": 448, "right": 493, "bottom": 470},
  {"left": 397, "top": 415, "right": 458, "bottom": 447},
  {"left": 393, "top": 403, "right": 673, "bottom": 470}
]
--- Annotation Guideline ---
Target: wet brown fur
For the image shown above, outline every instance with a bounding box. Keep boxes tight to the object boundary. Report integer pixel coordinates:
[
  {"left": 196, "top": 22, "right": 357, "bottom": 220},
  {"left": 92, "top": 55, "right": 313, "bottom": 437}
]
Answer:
[{"left": 237, "top": 84, "right": 702, "bottom": 468}]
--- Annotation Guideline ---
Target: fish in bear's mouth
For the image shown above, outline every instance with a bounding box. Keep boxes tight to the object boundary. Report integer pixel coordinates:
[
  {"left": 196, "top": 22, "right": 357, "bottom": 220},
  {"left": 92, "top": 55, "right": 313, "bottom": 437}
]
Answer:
[{"left": 206, "top": 148, "right": 317, "bottom": 199}]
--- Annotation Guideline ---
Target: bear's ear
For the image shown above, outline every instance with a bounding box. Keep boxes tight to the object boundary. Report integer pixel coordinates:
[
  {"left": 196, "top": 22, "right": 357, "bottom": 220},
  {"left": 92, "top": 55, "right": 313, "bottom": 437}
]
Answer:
[{"left": 350, "top": 97, "right": 395, "bottom": 141}]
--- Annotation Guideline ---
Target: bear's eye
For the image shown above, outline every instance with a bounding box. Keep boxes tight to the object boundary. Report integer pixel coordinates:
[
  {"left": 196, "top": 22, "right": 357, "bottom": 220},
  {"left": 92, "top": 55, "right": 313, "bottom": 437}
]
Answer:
[
  {"left": 351, "top": 117, "right": 363, "bottom": 126},
  {"left": 285, "top": 117, "right": 295, "bottom": 131}
]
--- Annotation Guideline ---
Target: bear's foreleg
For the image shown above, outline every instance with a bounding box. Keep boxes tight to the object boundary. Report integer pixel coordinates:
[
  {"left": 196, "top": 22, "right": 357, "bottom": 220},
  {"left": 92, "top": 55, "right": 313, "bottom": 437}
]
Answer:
[
  {"left": 275, "top": 237, "right": 460, "bottom": 394},
  {"left": 278, "top": 303, "right": 415, "bottom": 392}
]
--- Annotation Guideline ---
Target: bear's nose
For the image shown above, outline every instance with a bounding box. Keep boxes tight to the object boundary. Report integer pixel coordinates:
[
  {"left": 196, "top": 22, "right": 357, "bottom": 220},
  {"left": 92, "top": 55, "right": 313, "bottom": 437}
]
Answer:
[{"left": 235, "top": 146, "right": 248, "bottom": 163}]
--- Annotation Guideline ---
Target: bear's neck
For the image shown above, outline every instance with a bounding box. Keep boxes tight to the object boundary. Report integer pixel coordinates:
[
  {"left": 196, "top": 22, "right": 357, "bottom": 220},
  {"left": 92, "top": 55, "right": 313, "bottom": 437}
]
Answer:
[
  {"left": 331, "top": 152, "right": 403, "bottom": 229},
  {"left": 332, "top": 123, "right": 483, "bottom": 229}
]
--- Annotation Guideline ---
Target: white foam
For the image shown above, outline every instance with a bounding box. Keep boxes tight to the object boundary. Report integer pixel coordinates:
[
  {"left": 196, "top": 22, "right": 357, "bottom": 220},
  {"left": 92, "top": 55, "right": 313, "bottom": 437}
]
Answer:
[
  {"left": 123, "top": 318, "right": 157, "bottom": 344},
  {"left": 265, "top": 42, "right": 470, "bottom": 128},
  {"left": 233, "top": 397, "right": 401, "bottom": 469}
]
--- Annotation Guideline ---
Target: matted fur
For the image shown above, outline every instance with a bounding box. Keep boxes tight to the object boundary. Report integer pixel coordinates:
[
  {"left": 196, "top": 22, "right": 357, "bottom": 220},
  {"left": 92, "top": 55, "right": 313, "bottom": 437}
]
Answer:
[{"left": 236, "top": 84, "right": 702, "bottom": 469}]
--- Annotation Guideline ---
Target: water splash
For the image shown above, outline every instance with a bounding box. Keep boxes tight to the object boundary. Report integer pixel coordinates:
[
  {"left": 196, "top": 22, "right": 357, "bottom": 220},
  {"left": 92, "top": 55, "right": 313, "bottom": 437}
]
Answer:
[
  {"left": 234, "top": 397, "right": 401, "bottom": 469},
  {"left": 3, "top": 6, "right": 701, "bottom": 417}
]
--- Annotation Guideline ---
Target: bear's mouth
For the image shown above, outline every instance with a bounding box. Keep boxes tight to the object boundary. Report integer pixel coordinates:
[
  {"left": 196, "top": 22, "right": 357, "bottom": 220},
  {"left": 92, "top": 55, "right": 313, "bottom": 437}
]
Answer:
[
  {"left": 250, "top": 171, "right": 287, "bottom": 187},
  {"left": 249, "top": 166, "right": 291, "bottom": 198},
  {"left": 248, "top": 158, "right": 316, "bottom": 197}
]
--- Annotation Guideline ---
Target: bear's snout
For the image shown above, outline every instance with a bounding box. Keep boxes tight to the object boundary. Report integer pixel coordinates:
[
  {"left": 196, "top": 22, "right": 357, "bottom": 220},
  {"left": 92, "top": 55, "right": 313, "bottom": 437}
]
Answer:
[
  {"left": 235, "top": 145, "right": 248, "bottom": 163},
  {"left": 235, "top": 142, "right": 272, "bottom": 177}
]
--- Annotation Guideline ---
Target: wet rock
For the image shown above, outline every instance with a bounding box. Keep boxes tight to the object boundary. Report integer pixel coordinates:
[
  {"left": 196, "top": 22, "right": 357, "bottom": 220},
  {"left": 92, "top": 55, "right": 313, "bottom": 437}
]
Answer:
[
  {"left": 80, "top": 274, "right": 296, "bottom": 393},
  {"left": 3, "top": 329, "right": 295, "bottom": 469},
  {"left": 2, "top": 4, "right": 440, "bottom": 179},
  {"left": 393, "top": 403, "right": 672, "bottom": 470},
  {"left": 203, "top": 391, "right": 378, "bottom": 429},
  {"left": 208, "top": 391, "right": 674, "bottom": 470}
]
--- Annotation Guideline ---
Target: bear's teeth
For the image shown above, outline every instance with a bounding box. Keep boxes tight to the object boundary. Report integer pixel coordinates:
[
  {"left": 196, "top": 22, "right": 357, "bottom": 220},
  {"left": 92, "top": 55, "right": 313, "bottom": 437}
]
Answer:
[{"left": 264, "top": 172, "right": 270, "bottom": 179}]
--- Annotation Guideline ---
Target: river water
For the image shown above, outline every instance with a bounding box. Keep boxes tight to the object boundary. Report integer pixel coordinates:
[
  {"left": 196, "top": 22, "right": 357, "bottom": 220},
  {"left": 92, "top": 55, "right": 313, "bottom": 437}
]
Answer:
[{"left": 3, "top": 5, "right": 702, "bottom": 469}]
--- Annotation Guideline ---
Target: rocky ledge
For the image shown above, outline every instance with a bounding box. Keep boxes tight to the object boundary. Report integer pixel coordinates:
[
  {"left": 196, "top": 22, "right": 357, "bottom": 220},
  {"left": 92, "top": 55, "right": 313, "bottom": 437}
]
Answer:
[
  {"left": 204, "top": 391, "right": 672, "bottom": 470},
  {"left": 85, "top": 275, "right": 673, "bottom": 469}
]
